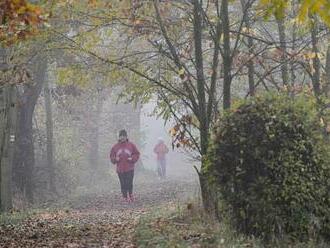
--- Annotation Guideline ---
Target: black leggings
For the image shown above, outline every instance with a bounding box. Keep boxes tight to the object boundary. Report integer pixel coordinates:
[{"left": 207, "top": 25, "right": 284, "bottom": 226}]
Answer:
[{"left": 117, "top": 170, "right": 134, "bottom": 198}]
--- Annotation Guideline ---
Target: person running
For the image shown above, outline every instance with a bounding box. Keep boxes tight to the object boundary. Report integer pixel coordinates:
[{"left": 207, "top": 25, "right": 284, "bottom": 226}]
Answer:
[
  {"left": 153, "top": 137, "right": 169, "bottom": 179},
  {"left": 110, "top": 129, "right": 140, "bottom": 203}
]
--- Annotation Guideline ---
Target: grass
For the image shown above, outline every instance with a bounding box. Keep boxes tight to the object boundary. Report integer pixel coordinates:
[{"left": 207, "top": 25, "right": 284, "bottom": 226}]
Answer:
[
  {"left": 0, "top": 204, "right": 75, "bottom": 226},
  {"left": 134, "top": 200, "right": 329, "bottom": 248},
  {"left": 134, "top": 200, "right": 262, "bottom": 248},
  {"left": 0, "top": 209, "right": 40, "bottom": 225}
]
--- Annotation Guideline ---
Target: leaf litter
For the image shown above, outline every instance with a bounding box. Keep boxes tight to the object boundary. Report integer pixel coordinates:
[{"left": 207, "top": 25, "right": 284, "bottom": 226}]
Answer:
[{"left": 0, "top": 177, "right": 197, "bottom": 247}]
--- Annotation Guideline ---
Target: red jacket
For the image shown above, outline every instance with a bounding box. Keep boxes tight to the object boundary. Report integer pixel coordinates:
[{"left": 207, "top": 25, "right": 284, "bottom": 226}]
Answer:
[
  {"left": 110, "top": 140, "right": 140, "bottom": 173},
  {"left": 153, "top": 142, "right": 169, "bottom": 160}
]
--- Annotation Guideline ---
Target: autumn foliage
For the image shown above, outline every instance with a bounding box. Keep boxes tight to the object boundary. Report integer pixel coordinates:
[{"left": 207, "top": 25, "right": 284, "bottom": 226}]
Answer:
[
  {"left": 169, "top": 115, "right": 195, "bottom": 149},
  {"left": 261, "top": 0, "right": 330, "bottom": 25},
  {"left": 0, "top": 0, "right": 45, "bottom": 44}
]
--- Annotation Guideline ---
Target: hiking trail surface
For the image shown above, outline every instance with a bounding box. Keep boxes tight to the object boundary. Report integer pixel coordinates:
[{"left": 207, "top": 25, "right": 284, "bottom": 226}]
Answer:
[{"left": 0, "top": 171, "right": 198, "bottom": 248}]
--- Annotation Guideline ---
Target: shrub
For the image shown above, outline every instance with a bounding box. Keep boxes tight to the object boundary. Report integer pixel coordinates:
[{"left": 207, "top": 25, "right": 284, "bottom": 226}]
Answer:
[{"left": 210, "top": 93, "right": 330, "bottom": 241}]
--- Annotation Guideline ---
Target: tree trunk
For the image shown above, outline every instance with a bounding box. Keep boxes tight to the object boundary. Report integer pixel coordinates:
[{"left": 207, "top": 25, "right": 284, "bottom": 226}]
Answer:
[
  {"left": 0, "top": 85, "right": 17, "bottom": 212},
  {"left": 247, "top": 35, "right": 255, "bottom": 96},
  {"left": 88, "top": 94, "right": 103, "bottom": 170},
  {"left": 191, "top": 0, "right": 216, "bottom": 213},
  {"left": 222, "top": 0, "right": 232, "bottom": 109},
  {"left": 0, "top": 47, "right": 17, "bottom": 212},
  {"left": 241, "top": 0, "right": 255, "bottom": 96},
  {"left": 193, "top": 0, "right": 209, "bottom": 155},
  {"left": 310, "top": 18, "right": 321, "bottom": 96},
  {"left": 325, "top": 43, "right": 330, "bottom": 97},
  {"left": 13, "top": 57, "right": 47, "bottom": 203},
  {"left": 276, "top": 17, "right": 289, "bottom": 86},
  {"left": 290, "top": 2, "right": 297, "bottom": 86},
  {"left": 44, "top": 79, "right": 56, "bottom": 193},
  {"left": 198, "top": 172, "right": 213, "bottom": 211}
]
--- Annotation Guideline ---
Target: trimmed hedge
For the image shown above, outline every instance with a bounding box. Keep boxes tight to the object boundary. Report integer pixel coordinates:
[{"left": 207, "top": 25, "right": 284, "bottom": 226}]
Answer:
[{"left": 210, "top": 93, "right": 330, "bottom": 241}]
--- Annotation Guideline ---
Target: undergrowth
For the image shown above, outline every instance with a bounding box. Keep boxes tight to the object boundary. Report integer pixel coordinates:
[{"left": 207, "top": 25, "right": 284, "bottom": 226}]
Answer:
[{"left": 134, "top": 200, "right": 329, "bottom": 248}]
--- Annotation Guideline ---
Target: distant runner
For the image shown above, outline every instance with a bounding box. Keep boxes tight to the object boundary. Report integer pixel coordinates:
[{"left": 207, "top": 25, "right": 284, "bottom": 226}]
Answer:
[
  {"left": 153, "top": 137, "right": 169, "bottom": 179},
  {"left": 110, "top": 129, "right": 140, "bottom": 203}
]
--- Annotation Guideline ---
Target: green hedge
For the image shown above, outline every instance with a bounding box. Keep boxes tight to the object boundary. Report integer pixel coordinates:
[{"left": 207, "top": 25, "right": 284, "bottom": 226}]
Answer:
[{"left": 210, "top": 93, "right": 330, "bottom": 241}]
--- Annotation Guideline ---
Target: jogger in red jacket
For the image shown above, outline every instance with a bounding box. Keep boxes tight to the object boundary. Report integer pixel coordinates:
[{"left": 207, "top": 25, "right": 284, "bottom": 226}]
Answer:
[
  {"left": 110, "top": 129, "right": 140, "bottom": 202},
  {"left": 153, "top": 137, "right": 169, "bottom": 179}
]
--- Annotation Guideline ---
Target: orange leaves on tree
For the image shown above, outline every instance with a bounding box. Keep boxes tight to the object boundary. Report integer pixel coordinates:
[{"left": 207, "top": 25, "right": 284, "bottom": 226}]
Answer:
[
  {"left": 0, "top": 0, "right": 46, "bottom": 45},
  {"left": 169, "top": 115, "right": 195, "bottom": 150},
  {"left": 88, "top": 0, "right": 97, "bottom": 7}
]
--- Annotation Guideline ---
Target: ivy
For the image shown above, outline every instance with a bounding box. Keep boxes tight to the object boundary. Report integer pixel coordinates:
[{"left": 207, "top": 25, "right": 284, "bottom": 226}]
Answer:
[{"left": 209, "top": 93, "right": 330, "bottom": 241}]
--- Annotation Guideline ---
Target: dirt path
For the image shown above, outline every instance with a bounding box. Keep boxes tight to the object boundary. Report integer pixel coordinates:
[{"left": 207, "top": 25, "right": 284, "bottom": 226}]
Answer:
[{"left": 0, "top": 177, "right": 198, "bottom": 248}]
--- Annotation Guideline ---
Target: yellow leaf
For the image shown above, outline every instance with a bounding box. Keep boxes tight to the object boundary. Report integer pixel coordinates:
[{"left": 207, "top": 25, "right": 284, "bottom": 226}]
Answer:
[
  {"left": 17, "top": 7, "right": 27, "bottom": 15},
  {"left": 178, "top": 68, "right": 185, "bottom": 76},
  {"left": 307, "top": 52, "right": 317, "bottom": 59}
]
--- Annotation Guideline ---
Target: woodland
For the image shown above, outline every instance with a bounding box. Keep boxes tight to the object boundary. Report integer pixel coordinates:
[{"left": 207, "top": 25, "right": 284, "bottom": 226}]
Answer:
[{"left": 0, "top": 0, "right": 330, "bottom": 247}]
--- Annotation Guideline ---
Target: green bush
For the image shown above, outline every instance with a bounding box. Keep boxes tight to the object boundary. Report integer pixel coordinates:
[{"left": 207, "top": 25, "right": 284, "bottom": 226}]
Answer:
[{"left": 210, "top": 93, "right": 330, "bottom": 241}]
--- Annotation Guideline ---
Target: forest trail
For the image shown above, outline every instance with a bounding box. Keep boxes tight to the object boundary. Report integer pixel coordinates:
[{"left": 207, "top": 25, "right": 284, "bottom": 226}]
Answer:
[{"left": 0, "top": 174, "right": 198, "bottom": 248}]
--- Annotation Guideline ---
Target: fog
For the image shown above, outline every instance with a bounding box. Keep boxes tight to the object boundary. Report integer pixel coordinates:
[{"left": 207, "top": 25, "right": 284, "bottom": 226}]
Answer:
[
  {"left": 32, "top": 90, "right": 201, "bottom": 204},
  {"left": 96, "top": 91, "right": 199, "bottom": 180},
  {"left": 140, "top": 101, "right": 198, "bottom": 181}
]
